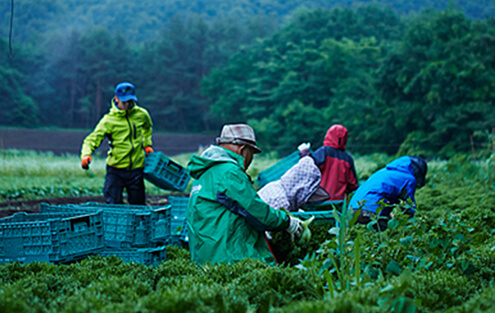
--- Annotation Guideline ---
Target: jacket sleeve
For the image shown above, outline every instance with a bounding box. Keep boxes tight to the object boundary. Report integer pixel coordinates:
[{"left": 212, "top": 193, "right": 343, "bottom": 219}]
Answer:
[
  {"left": 346, "top": 157, "right": 359, "bottom": 193},
  {"left": 218, "top": 167, "right": 289, "bottom": 232},
  {"left": 311, "top": 146, "right": 326, "bottom": 167},
  {"left": 80, "top": 117, "right": 108, "bottom": 159},
  {"left": 405, "top": 180, "right": 417, "bottom": 210},
  {"left": 141, "top": 108, "right": 153, "bottom": 147}
]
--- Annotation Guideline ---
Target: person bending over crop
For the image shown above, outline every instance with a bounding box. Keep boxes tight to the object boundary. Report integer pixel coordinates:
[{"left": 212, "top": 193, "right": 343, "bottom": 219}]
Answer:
[
  {"left": 80, "top": 82, "right": 154, "bottom": 205},
  {"left": 312, "top": 124, "right": 359, "bottom": 202},
  {"left": 258, "top": 156, "right": 330, "bottom": 212},
  {"left": 348, "top": 156, "right": 427, "bottom": 230},
  {"left": 186, "top": 124, "right": 304, "bottom": 264}
]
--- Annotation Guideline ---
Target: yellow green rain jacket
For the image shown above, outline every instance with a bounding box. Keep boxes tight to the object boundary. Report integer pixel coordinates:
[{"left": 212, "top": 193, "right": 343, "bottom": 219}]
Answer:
[
  {"left": 187, "top": 145, "right": 289, "bottom": 264},
  {"left": 81, "top": 99, "right": 153, "bottom": 169}
]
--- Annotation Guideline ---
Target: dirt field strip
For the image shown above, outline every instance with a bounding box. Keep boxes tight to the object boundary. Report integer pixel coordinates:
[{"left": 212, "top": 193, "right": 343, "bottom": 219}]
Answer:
[{"left": 0, "top": 128, "right": 215, "bottom": 156}]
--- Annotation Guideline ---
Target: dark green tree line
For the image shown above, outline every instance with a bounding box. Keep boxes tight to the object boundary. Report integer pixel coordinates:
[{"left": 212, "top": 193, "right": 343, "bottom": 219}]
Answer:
[
  {"left": 202, "top": 7, "right": 495, "bottom": 156},
  {"left": 1, "top": 2, "right": 494, "bottom": 156}
]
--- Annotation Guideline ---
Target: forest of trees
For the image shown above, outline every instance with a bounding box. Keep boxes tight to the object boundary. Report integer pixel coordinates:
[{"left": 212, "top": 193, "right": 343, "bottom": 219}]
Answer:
[{"left": 1, "top": 0, "right": 494, "bottom": 157}]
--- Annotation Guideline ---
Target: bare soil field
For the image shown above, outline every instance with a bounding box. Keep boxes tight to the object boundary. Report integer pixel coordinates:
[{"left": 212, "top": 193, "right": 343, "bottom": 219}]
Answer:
[
  {"left": 0, "top": 128, "right": 215, "bottom": 156},
  {"left": 0, "top": 194, "right": 187, "bottom": 218},
  {"left": 0, "top": 128, "right": 205, "bottom": 215}
]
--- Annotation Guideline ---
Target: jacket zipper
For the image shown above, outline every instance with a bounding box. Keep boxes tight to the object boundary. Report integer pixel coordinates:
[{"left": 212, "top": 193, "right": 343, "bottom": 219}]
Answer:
[{"left": 125, "top": 111, "right": 134, "bottom": 169}]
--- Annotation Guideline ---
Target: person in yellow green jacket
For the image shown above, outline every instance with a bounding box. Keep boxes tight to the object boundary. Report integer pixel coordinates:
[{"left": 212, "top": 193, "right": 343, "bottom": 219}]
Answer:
[
  {"left": 186, "top": 124, "right": 304, "bottom": 264},
  {"left": 80, "top": 82, "right": 154, "bottom": 204}
]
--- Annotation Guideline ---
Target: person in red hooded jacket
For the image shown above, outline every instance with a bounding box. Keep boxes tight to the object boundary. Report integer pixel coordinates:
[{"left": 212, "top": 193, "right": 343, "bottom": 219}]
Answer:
[{"left": 311, "top": 124, "right": 358, "bottom": 201}]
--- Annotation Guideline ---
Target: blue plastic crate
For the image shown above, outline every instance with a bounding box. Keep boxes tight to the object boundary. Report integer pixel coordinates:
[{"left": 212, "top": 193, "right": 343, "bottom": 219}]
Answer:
[
  {"left": 98, "top": 246, "right": 166, "bottom": 266},
  {"left": 179, "top": 219, "right": 188, "bottom": 243},
  {"left": 0, "top": 211, "right": 104, "bottom": 264},
  {"left": 304, "top": 200, "right": 344, "bottom": 211},
  {"left": 149, "top": 206, "right": 172, "bottom": 243},
  {"left": 75, "top": 202, "right": 172, "bottom": 243},
  {"left": 40, "top": 203, "right": 170, "bottom": 248},
  {"left": 257, "top": 151, "right": 301, "bottom": 188},
  {"left": 292, "top": 210, "right": 335, "bottom": 222},
  {"left": 144, "top": 152, "right": 191, "bottom": 191},
  {"left": 168, "top": 196, "right": 188, "bottom": 238}
]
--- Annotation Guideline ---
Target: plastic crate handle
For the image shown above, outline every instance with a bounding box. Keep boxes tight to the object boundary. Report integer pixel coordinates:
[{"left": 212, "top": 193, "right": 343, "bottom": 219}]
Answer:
[
  {"left": 69, "top": 215, "right": 90, "bottom": 232},
  {"left": 167, "top": 160, "right": 182, "bottom": 173}
]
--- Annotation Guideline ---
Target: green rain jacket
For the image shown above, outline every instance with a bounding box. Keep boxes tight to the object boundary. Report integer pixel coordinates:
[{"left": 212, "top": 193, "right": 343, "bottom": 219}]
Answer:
[
  {"left": 187, "top": 145, "right": 290, "bottom": 264},
  {"left": 81, "top": 99, "right": 153, "bottom": 169}
]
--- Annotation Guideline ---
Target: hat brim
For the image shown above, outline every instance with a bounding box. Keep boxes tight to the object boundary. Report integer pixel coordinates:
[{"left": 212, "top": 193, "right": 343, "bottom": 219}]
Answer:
[
  {"left": 247, "top": 143, "right": 262, "bottom": 154},
  {"left": 117, "top": 95, "right": 138, "bottom": 102},
  {"left": 216, "top": 137, "right": 262, "bottom": 153}
]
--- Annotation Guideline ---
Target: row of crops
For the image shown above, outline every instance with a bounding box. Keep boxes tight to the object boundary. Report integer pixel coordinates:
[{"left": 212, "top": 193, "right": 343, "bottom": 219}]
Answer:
[{"left": 0, "top": 152, "right": 494, "bottom": 312}]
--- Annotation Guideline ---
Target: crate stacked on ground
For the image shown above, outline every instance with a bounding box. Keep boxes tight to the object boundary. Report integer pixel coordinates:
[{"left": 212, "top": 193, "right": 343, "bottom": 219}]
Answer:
[
  {"left": 40, "top": 202, "right": 171, "bottom": 248},
  {"left": 144, "top": 152, "right": 191, "bottom": 191},
  {"left": 40, "top": 202, "right": 172, "bottom": 266},
  {"left": 98, "top": 246, "right": 167, "bottom": 266},
  {"left": 168, "top": 196, "right": 189, "bottom": 245},
  {"left": 0, "top": 211, "right": 104, "bottom": 264}
]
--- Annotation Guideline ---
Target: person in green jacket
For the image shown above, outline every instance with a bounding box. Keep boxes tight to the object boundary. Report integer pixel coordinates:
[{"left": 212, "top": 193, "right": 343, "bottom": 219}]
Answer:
[
  {"left": 80, "top": 82, "right": 154, "bottom": 205},
  {"left": 187, "top": 123, "right": 304, "bottom": 264}
]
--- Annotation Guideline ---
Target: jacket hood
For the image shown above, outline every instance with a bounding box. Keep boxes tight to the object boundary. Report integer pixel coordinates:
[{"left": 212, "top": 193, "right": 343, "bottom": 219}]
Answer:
[
  {"left": 188, "top": 145, "right": 243, "bottom": 179},
  {"left": 386, "top": 156, "right": 427, "bottom": 188},
  {"left": 323, "top": 125, "right": 348, "bottom": 149},
  {"left": 409, "top": 156, "right": 427, "bottom": 188},
  {"left": 280, "top": 156, "right": 322, "bottom": 209}
]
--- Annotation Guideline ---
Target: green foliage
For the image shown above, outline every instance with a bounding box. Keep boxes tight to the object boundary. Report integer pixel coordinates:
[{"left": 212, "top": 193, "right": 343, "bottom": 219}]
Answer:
[
  {"left": 2, "top": 2, "right": 495, "bottom": 156},
  {"left": 0, "top": 149, "right": 188, "bottom": 202},
  {"left": 377, "top": 9, "right": 495, "bottom": 156},
  {"left": 1, "top": 154, "right": 495, "bottom": 312},
  {"left": 204, "top": 6, "right": 495, "bottom": 157}
]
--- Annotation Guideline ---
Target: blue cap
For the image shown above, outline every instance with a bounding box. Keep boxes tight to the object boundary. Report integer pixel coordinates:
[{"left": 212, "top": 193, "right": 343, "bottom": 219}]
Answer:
[{"left": 115, "top": 82, "right": 138, "bottom": 102}]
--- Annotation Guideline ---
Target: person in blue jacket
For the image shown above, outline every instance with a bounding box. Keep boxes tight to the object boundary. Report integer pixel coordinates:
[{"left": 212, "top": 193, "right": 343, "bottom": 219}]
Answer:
[{"left": 348, "top": 156, "right": 427, "bottom": 229}]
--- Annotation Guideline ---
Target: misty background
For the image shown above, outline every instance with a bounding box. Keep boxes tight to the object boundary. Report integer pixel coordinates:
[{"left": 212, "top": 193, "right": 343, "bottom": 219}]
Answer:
[{"left": 1, "top": 0, "right": 494, "bottom": 157}]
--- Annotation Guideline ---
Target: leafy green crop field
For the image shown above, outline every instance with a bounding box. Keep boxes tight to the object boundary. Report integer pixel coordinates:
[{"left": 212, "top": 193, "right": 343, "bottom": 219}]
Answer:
[
  {"left": 0, "top": 150, "right": 194, "bottom": 202},
  {"left": 0, "top": 150, "right": 494, "bottom": 312},
  {"left": 0, "top": 149, "right": 393, "bottom": 203}
]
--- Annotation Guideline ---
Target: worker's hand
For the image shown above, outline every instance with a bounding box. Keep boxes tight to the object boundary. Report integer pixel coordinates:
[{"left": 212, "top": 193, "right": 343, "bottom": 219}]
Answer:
[
  {"left": 298, "top": 142, "right": 311, "bottom": 157},
  {"left": 81, "top": 155, "right": 92, "bottom": 170},
  {"left": 144, "top": 146, "right": 154, "bottom": 156},
  {"left": 286, "top": 216, "right": 304, "bottom": 242}
]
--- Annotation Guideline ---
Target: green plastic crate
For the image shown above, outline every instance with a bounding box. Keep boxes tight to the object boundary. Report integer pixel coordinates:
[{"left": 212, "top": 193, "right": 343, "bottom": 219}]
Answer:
[
  {"left": 292, "top": 210, "right": 335, "bottom": 221},
  {"left": 144, "top": 152, "right": 190, "bottom": 191},
  {"left": 40, "top": 203, "right": 171, "bottom": 248},
  {"left": 168, "top": 196, "right": 189, "bottom": 245},
  {"left": 75, "top": 202, "right": 172, "bottom": 243},
  {"left": 257, "top": 151, "right": 301, "bottom": 188},
  {"left": 98, "top": 246, "right": 166, "bottom": 266},
  {"left": 304, "top": 200, "right": 344, "bottom": 211},
  {"left": 0, "top": 211, "right": 104, "bottom": 264}
]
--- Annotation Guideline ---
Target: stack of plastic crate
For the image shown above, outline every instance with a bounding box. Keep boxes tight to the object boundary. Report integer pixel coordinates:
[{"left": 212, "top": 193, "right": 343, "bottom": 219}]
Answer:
[
  {"left": 0, "top": 211, "right": 104, "bottom": 264},
  {"left": 40, "top": 202, "right": 171, "bottom": 266},
  {"left": 98, "top": 246, "right": 167, "bottom": 266},
  {"left": 144, "top": 152, "right": 191, "bottom": 191},
  {"left": 168, "top": 196, "right": 189, "bottom": 245}
]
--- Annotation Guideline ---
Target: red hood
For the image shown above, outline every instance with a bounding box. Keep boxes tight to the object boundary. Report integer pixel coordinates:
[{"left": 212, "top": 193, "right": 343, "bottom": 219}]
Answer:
[{"left": 323, "top": 125, "right": 348, "bottom": 149}]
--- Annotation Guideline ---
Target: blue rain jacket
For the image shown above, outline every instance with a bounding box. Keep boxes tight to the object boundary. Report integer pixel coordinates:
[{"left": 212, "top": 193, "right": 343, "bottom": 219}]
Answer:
[{"left": 348, "top": 156, "right": 418, "bottom": 215}]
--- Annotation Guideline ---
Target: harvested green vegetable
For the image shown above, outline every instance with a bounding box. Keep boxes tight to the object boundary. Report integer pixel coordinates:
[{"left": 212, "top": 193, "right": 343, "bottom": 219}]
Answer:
[
  {"left": 280, "top": 208, "right": 316, "bottom": 243},
  {"left": 300, "top": 216, "right": 315, "bottom": 243}
]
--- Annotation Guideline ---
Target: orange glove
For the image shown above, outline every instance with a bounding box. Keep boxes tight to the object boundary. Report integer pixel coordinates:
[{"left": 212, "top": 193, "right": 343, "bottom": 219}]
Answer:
[
  {"left": 144, "top": 146, "right": 154, "bottom": 156},
  {"left": 81, "top": 155, "right": 92, "bottom": 170}
]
